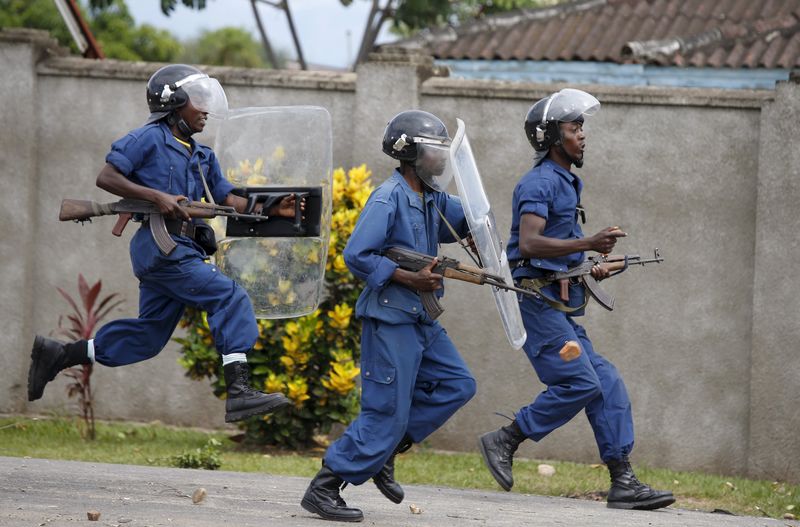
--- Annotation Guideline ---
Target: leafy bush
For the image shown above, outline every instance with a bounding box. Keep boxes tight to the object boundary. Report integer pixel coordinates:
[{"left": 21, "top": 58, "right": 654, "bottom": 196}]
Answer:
[
  {"left": 176, "top": 165, "right": 374, "bottom": 448},
  {"left": 170, "top": 438, "right": 222, "bottom": 470}
]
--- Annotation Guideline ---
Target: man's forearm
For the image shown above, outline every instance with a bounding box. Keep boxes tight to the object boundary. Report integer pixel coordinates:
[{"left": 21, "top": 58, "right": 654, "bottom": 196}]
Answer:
[
  {"left": 96, "top": 164, "right": 163, "bottom": 202},
  {"left": 519, "top": 234, "right": 591, "bottom": 259}
]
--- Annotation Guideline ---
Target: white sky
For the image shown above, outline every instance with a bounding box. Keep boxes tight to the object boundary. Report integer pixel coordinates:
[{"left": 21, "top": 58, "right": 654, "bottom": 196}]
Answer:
[{"left": 126, "top": 0, "right": 397, "bottom": 69}]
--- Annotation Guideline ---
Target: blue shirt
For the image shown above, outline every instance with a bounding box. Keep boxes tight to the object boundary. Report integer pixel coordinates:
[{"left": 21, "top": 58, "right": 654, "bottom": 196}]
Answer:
[
  {"left": 105, "top": 122, "right": 235, "bottom": 275},
  {"left": 343, "top": 171, "right": 469, "bottom": 324},
  {"left": 106, "top": 121, "right": 234, "bottom": 204},
  {"left": 508, "top": 158, "right": 585, "bottom": 279}
]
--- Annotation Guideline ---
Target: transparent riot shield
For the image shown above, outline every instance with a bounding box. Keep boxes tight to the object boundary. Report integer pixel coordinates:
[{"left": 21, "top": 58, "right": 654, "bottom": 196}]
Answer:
[
  {"left": 212, "top": 106, "right": 332, "bottom": 319},
  {"left": 450, "top": 118, "right": 526, "bottom": 349}
]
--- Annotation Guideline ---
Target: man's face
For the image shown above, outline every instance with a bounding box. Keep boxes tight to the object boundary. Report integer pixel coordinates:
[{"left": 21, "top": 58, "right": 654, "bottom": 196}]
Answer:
[
  {"left": 558, "top": 121, "right": 586, "bottom": 168},
  {"left": 418, "top": 145, "right": 448, "bottom": 176},
  {"left": 178, "top": 101, "right": 208, "bottom": 134}
]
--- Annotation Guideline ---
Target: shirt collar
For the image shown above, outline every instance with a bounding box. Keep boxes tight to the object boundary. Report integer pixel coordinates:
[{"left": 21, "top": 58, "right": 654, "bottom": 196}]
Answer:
[
  {"left": 159, "top": 122, "right": 206, "bottom": 159},
  {"left": 541, "top": 158, "right": 582, "bottom": 193},
  {"left": 393, "top": 170, "right": 433, "bottom": 211}
]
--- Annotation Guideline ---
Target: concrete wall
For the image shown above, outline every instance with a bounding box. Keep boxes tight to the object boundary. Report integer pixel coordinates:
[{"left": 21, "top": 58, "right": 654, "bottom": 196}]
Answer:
[{"left": 1, "top": 29, "right": 797, "bottom": 482}]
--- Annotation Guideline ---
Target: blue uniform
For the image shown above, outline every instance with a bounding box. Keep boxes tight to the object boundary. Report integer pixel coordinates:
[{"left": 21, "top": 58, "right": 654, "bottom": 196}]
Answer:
[
  {"left": 93, "top": 122, "right": 258, "bottom": 366},
  {"left": 507, "top": 158, "right": 634, "bottom": 462},
  {"left": 325, "top": 171, "right": 477, "bottom": 484}
]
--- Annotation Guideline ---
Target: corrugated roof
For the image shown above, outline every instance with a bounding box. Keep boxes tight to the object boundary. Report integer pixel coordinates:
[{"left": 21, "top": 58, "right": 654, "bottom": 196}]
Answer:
[{"left": 406, "top": 0, "right": 800, "bottom": 68}]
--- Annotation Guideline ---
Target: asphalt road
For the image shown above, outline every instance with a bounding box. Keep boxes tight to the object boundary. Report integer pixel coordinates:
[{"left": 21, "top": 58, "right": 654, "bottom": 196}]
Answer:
[{"left": 0, "top": 456, "right": 796, "bottom": 527}]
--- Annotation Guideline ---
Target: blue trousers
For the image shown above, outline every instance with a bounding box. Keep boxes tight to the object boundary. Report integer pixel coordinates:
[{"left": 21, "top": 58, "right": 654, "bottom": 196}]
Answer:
[
  {"left": 93, "top": 252, "right": 258, "bottom": 367},
  {"left": 325, "top": 318, "right": 476, "bottom": 484},
  {"left": 515, "top": 295, "right": 634, "bottom": 462}
]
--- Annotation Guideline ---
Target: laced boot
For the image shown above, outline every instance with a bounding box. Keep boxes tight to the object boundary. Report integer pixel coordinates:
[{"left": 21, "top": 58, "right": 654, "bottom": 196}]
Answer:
[
  {"left": 223, "top": 361, "right": 290, "bottom": 422},
  {"left": 606, "top": 458, "right": 675, "bottom": 510},
  {"left": 28, "top": 336, "right": 90, "bottom": 401},
  {"left": 478, "top": 420, "right": 526, "bottom": 491},
  {"left": 301, "top": 465, "right": 364, "bottom": 522},
  {"left": 373, "top": 435, "right": 412, "bottom": 503}
]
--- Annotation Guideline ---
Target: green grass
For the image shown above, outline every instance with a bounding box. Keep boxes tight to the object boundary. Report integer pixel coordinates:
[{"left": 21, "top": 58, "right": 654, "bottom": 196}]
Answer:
[{"left": 0, "top": 416, "right": 797, "bottom": 520}]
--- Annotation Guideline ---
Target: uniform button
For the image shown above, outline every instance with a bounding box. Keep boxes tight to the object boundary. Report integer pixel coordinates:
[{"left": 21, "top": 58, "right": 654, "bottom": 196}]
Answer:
[
  {"left": 386, "top": 377, "right": 391, "bottom": 382},
  {"left": 412, "top": 307, "right": 417, "bottom": 312},
  {"left": 383, "top": 299, "right": 389, "bottom": 304},
  {"left": 365, "top": 371, "right": 370, "bottom": 377}
]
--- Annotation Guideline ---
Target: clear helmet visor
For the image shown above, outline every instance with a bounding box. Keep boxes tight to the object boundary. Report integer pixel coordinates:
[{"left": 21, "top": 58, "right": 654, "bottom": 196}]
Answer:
[
  {"left": 542, "top": 88, "right": 600, "bottom": 124},
  {"left": 182, "top": 77, "right": 228, "bottom": 119},
  {"left": 415, "top": 140, "right": 453, "bottom": 192}
]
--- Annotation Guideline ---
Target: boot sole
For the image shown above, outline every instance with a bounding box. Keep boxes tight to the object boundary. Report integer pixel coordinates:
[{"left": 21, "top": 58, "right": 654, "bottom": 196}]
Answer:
[
  {"left": 27, "top": 335, "right": 48, "bottom": 402},
  {"left": 225, "top": 395, "right": 291, "bottom": 423},
  {"left": 607, "top": 495, "right": 676, "bottom": 510},
  {"left": 373, "top": 476, "right": 404, "bottom": 504},
  {"left": 478, "top": 434, "right": 513, "bottom": 492},
  {"left": 301, "top": 497, "right": 364, "bottom": 522}
]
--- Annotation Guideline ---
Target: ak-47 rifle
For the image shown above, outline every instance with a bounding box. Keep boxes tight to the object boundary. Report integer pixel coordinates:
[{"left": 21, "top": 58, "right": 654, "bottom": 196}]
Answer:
[
  {"left": 520, "top": 249, "right": 664, "bottom": 312},
  {"left": 58, "top": 198, "right": 266, "bottom": 255},
  {"left": 384, "top": 246, "right": 534, "bottom": 320}
]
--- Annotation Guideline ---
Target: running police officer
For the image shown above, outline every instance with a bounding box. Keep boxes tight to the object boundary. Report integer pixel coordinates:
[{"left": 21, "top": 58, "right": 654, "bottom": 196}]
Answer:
[
  {"left": 28, "top": 64, "right": 299, "bottom": 423},
  {"left": 478, "top": 89, "right": 674, "bottom": 511},
  {"left": 301, "top": 110, "right": 477, "bottom": 522}
]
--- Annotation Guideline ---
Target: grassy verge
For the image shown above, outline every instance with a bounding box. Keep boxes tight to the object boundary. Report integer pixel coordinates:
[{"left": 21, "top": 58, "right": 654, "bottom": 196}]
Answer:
[{"left": 0, "top": 416, "right": 796, "bottom": 520}]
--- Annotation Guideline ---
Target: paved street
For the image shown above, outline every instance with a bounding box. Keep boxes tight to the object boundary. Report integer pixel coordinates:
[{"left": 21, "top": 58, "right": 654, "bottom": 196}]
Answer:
[{"left": 0, "top": 456, "right": 796, "bottom": 527}]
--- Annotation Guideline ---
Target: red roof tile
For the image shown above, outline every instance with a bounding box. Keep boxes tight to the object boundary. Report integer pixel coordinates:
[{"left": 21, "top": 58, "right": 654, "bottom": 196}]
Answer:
[{"left": 407, "top": 0, "right": 800, "bottom": 68}]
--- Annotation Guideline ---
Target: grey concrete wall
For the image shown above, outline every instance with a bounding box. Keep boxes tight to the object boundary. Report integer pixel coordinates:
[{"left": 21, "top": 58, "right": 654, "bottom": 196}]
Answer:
[
  {"left": 422, "top": 83, "right": 766, "bottom": 478},
  {"left": 749, "top": 77, "right": 800, "bottom": 482},
  {"left": 1, "top": 28, "right": 796, "bottom": 482}
]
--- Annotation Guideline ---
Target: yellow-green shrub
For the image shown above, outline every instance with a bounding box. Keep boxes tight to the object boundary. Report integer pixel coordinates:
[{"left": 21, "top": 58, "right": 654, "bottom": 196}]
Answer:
[{"left": 176, "top": 165, "right": 374, "bottom": 448}]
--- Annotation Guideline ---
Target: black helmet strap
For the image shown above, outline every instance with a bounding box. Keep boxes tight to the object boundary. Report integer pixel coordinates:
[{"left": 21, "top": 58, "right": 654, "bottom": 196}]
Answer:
[{"left": 166, "top": 110, "right": 195, "bottom": 138}]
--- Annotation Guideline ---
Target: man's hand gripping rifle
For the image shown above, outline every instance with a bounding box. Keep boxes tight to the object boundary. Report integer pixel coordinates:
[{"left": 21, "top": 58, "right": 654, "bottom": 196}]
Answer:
[
  {"left": 384, "top": 246, "right": 535, "bottom": 320},
  {"left": 523, "top": 250, "right": 664, "bottom": 312},
  {"left": 59, "top": 198, "right": 267, "bottom": 255}
]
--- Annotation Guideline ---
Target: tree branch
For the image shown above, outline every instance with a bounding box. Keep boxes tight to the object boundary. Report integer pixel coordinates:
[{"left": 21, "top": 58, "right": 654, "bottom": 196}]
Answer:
[{"left": 250, "top": 0, "right": 278, "bottom": 68}]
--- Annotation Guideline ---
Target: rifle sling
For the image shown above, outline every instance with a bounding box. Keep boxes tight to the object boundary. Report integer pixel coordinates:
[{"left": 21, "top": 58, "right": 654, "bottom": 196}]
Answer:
[
  {"left": 431, "top": 201, "right": 482, "bottom": 268},
  {"left": 517, "top": 277, "right": 588, "bottom": 314}
]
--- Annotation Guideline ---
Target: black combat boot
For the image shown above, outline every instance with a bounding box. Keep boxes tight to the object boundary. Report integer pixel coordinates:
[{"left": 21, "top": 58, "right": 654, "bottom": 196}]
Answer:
[
  {"left": 373, "top": 434, "right": 412, "bottom": 504},
  {"left": 606, "top": 458, "right": 675, "bottom": 510},
  {"left": 223, "top": 361, "right": 290, "bottom": 423},
  {"left": 478, "top": 419, "right": 526, "bottom": 491},
  {"left": 301, "top": 465, "right": 364, "bottom": 522},
  {"left": 28, "top": 336, "right": 90, "bottom": 401}
]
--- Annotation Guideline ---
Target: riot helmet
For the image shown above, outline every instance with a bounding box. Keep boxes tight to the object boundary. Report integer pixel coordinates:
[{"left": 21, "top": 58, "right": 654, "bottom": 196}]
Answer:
[
  {"left": 524, "top": 88, "right": 600, "bottom": 166},
  {"left": 145, "top": 64, "right": 229, "bottom": 128},
  {"left": 382, "top": 110, "right": 454, "bottom": 191}
]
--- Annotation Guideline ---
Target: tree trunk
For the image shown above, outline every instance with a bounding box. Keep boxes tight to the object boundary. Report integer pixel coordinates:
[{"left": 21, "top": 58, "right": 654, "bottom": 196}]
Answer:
[
  {"left": 281, "top": 0, "right": 307, "bottom": 70},
  {"left": 354, "top": 0, "right": 393, "bottom": 68}
]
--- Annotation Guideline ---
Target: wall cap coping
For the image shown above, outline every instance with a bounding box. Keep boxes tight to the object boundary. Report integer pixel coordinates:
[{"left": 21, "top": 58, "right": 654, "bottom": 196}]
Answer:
[
  {"left": 422, "top": 77, "right": 774, "bottom": 108},
  {"left": 37, "top": 56, "right": 356, "bottom": 92}
]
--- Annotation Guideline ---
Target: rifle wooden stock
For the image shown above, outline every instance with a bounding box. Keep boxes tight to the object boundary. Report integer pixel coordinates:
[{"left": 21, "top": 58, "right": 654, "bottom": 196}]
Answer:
[
  {"left": 442, "top": 267, "right": 482, "bottom": 285},
  {"left": 59, "top": 198, "right": 267, "bottom": 255},
  {"left": 59, "top": 199, "right": 118, "bottom": 221}
]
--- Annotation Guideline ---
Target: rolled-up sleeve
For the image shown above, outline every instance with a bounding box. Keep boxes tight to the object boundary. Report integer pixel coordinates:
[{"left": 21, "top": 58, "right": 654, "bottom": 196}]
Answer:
[
  {"left": 517, "top": 176, "right": 553, "bottom": 220},
  {"left": 105, "top": 134, "right": 143, "bottom": 177},
  {"left": 343, "top": 199, "right": 399, "bottom": 289}
]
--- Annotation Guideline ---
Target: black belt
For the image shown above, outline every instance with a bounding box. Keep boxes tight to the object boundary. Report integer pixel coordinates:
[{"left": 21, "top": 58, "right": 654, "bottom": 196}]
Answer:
[{"left": 162, "top": 218, "right": 196, "bottom": 239}]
